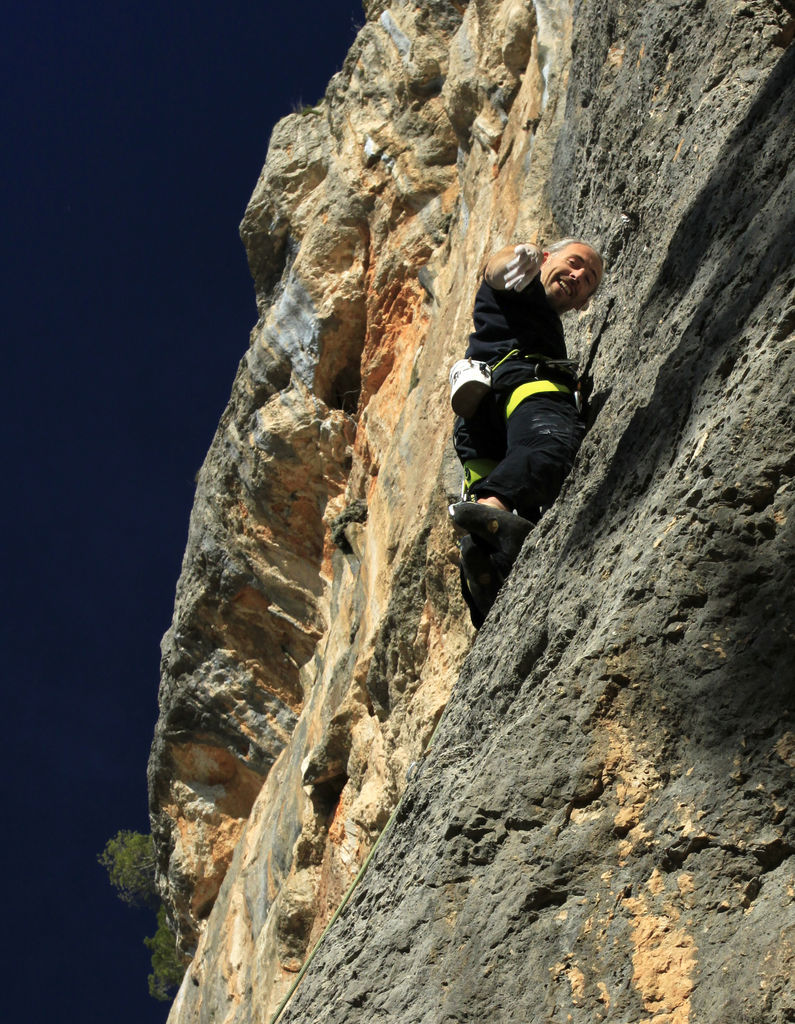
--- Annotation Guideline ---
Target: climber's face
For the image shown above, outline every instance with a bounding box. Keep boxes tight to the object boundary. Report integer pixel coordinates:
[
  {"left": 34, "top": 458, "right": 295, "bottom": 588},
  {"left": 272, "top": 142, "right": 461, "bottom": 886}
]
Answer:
[{"left": 540, "top": 243, "right": 603, "bottom": 313}]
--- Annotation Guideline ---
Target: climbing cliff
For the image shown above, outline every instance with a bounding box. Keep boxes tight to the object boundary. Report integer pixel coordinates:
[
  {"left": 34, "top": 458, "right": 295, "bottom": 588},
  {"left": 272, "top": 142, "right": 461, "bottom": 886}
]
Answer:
[{"left": 148, "top": 1, "right": 795, "bottom": 1021}]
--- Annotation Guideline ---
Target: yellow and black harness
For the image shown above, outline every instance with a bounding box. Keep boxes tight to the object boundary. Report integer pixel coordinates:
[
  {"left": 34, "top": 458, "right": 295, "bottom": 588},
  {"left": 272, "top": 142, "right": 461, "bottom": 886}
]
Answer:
[
  {"left": 461, "top": 350, "right": 581, "bottom": 491},
  {"left": 491, "top": 348, "right": 581, "bottom": 413}
]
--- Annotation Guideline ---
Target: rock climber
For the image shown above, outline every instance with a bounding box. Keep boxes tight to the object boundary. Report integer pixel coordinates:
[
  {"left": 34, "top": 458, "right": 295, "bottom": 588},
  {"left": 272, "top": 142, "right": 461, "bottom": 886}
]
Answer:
[{"left": 448, "top": 238, "right": 604, "bottom": 627}]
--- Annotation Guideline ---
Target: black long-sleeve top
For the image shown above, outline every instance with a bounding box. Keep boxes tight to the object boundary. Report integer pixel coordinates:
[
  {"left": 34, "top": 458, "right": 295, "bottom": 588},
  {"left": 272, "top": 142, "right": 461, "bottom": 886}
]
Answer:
[{"left": 464, "top": 276, "right": 568, "bottom": 387}]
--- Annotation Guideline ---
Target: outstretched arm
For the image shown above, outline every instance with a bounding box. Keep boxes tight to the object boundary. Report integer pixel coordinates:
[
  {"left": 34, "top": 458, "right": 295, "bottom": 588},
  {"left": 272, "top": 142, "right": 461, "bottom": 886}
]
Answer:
[{"left": 484, "top": 243, "right": 543, "bottom": 291}]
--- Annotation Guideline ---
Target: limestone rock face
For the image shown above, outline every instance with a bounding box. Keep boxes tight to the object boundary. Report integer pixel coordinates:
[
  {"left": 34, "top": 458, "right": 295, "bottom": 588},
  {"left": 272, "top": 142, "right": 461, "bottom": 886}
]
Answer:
[
  {"left": 150, "top": 1, "right": 795, "bottom": 1022},
  {"left": 150, "top": 0, "right": 475, "bottom": 969}
]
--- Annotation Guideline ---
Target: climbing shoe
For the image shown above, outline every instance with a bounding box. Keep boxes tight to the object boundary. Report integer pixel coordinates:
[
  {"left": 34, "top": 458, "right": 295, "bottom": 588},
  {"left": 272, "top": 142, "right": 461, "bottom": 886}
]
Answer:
[
  {"left": 448, "top": 501, "right": 533, "bottom": 563},
  {"left": 460, "top": 534, "right": 503, "bottom": 615}
]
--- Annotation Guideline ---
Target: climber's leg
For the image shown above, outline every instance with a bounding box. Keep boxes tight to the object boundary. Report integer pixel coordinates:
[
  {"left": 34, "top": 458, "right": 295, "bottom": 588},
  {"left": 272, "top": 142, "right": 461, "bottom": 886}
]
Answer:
[{"left": 466, "top": 394, "right": 584, "bottom": 520}]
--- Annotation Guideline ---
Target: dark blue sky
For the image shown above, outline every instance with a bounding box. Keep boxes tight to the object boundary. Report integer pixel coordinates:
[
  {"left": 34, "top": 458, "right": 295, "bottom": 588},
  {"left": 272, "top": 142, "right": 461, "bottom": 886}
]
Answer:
[{"left": 3, "top": 3, "right": 363, "bottom": 1021}]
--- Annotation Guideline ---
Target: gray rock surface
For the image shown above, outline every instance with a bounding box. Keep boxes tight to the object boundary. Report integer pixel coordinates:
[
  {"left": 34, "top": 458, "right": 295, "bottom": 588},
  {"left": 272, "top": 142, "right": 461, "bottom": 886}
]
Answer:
[{"left": 280, "top": 4, "right": 795, "bottom": 1023}]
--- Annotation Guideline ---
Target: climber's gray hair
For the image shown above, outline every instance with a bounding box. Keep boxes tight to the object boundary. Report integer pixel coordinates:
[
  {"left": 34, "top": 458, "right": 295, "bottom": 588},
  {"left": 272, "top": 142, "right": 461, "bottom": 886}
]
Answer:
[{"left": 546, "top": 237, "right": 605, "bottom": 272}]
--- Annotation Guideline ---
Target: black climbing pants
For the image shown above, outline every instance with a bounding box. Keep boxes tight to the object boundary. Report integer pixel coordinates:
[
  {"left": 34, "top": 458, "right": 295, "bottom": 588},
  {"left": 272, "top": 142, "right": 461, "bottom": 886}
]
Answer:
[{"left": 453, "top": 391, "right": 585, "bottom": 521}]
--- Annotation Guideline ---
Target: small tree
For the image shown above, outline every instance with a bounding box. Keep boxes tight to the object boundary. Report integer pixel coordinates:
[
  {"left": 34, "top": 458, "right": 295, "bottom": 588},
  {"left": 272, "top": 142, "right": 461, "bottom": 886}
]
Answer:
[
  {"left": 145, "top": 905, "right": 187, "bottom": 1001},
  {"left": 99, "top": 829, "right": 186, "bottom": 1000},
  {"left": 98, "top": 829, "right": 158, "bottom": 908}
]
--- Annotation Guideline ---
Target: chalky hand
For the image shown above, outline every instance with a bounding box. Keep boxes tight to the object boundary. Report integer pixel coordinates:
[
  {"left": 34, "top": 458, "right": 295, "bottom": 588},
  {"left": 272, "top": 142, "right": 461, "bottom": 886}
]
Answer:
[
  {"left": 503, "top": 244, "right": 542, "bottom": 291},
  {"left": 504, "top": 246, "right": 540, "bottom": 294}
]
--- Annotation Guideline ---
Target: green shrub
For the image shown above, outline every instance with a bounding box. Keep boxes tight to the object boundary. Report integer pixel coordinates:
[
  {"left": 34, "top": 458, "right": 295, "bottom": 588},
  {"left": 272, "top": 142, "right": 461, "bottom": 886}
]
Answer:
[
  {"left": 99, "top": 829, "right": 186, "bottom": 1001},
  {"left": 98, "top": 829, "right": 157, "bottom": 908},
  {"left": 145, "top": 905, "right": 187, "bottom": 1001}
]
